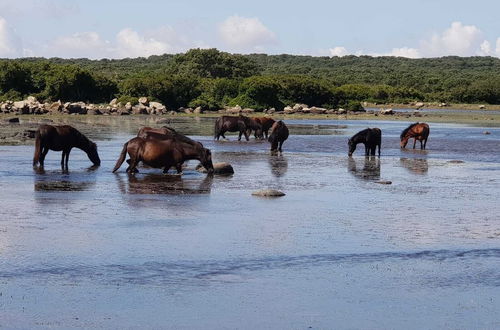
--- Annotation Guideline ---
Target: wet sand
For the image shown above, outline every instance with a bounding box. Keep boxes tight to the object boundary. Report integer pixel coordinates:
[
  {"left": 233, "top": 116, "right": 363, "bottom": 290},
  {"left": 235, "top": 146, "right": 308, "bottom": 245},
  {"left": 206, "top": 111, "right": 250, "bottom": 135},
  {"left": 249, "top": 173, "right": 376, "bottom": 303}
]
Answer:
[{"left": 0, "top": 117, "right": 499, "bottom": 328}]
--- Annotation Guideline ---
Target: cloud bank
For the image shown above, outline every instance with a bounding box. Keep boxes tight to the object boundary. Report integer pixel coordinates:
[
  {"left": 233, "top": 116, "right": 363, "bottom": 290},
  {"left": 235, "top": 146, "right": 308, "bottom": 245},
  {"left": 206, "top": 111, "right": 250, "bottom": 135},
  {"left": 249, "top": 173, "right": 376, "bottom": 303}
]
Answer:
[
  {"left": 218, "top": 15, "right": 277, "bottom": 53},
  {"left": 329, "top": 22, "right": 500, "bottom": 58}
]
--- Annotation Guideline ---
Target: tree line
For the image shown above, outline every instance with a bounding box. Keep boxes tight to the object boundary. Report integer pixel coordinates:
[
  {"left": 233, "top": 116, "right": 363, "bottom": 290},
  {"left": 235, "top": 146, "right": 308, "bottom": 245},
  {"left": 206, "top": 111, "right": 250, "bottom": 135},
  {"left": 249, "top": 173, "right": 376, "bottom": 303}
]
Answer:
[{"left": 1, "top": 48, "right": 500, "bottom": 109}]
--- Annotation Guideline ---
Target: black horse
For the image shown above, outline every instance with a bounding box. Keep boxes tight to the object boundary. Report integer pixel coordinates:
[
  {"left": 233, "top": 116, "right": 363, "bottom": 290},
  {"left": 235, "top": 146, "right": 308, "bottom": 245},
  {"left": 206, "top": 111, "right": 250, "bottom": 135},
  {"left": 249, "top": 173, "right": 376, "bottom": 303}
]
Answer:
[
  {"left": 214, "top": 115, "right": 261, "bottom": 141},
  {"left": 268, "top": 121, "right": 289, "bottom": 152},
  {"left": 33, "top": 124, "right": 100, "bottom": 170},
  {"left": 348, "top": 128, "right": 381, "bottom": 157}
]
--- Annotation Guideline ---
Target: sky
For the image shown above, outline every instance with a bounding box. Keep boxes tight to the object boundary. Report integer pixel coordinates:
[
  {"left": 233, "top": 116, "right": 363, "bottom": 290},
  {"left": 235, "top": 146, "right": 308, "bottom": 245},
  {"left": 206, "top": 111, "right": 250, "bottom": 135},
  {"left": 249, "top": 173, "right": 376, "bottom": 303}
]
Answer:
[{"left": 0, "top": 0, "right": 499, "bottom": 59}]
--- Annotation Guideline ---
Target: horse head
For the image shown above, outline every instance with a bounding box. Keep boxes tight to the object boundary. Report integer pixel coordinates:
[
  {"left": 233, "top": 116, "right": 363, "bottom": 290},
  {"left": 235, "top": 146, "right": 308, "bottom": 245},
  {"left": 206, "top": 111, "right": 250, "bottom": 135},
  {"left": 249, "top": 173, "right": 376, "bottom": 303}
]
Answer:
[
  {"left": 201, "top": 148, "right": 214, "bottom": 174},
  {"left": 87, "top": 142, "right": 101, "bottom": 166},
  {"left": 400, "top": 136, "right": 409, "bottom": 148},
  {"left": 347, "top": 138, "right": 356, "bottom": 156}
]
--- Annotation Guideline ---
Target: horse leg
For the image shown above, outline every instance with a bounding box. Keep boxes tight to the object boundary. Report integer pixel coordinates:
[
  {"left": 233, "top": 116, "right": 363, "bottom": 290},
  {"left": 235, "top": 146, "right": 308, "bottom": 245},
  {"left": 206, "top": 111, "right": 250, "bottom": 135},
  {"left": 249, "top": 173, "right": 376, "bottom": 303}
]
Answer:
[
  {"left": 39, "top": 147, "right": 49, "bottom": 167},
  {"left": 365, "top": 145, "right": 369, "bottom": 156},
  {"left": 65, "top": 148, "right": 72, "bottom": 170},
  {"left": 127, "top": 158, "right": 139, "bottom": 174},
  {"left": 378, "top": 143, "right": 381, "bottom": 157},
  {"left": 420, "top": 139, "right": 424, "bottom": 150},
  {"left": 423, "top": 138, "right": 428, "bottom": 150},
  {"left": 175, "top": 163, "right": 183, "bottom": 174},
  {"left": 413, "top": 138, "right": 417, "bottom": 149},
  {"left": 279, "top": 141, "right": 284, "bottom": 152},
  {"left": 244, "top": 130, "right": 249, "bottom": 141}
]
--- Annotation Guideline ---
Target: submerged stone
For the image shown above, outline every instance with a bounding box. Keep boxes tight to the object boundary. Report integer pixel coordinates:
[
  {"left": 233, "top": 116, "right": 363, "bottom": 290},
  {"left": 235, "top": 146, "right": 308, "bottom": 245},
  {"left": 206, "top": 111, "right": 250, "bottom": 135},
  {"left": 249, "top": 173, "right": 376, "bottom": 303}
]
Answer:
[
  {"left": 196, "top": 162, "right": 234, "bottom": 175},
  {"left": 251, "top": 189, "right": 286, "bottom": 197}
]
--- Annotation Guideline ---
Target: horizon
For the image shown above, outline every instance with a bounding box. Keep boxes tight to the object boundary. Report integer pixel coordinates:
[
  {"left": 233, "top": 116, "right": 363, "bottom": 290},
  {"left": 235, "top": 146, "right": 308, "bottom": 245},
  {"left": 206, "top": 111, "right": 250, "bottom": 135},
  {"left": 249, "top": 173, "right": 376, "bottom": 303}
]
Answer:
[{"left": 0, "top": 0, "right": 499, "bottom": 60}]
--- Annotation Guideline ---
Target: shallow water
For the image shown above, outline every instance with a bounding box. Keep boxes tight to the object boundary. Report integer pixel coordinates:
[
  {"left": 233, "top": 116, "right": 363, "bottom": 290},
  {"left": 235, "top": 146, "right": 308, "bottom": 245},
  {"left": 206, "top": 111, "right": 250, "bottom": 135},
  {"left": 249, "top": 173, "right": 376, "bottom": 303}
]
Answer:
[{"left": 0, "top": 118, "right": 499, "bottom": 329}]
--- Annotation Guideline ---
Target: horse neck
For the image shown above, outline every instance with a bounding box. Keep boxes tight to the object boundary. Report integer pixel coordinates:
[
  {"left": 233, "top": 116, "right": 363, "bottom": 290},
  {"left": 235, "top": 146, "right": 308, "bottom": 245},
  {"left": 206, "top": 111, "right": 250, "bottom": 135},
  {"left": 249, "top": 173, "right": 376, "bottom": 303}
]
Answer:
[
  {"left": 179, "top": 143, "right": 202, "bottom": 161},
  {"left": 76, "top": 134, "right": 92, "bottom": 152}
]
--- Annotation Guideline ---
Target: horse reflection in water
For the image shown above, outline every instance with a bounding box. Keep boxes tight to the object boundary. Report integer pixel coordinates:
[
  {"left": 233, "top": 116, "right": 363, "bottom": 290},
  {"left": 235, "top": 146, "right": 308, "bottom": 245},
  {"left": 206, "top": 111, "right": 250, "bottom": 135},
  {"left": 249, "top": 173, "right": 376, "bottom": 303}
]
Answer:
[
  {"left": 400, "top": 157, "right": 429, "bottom": 175},
  {"left": 347, "top": 157, "right": 381, "bottom": 181},
  {"left": 268, "top": 154, "right": 288, "bottom": 177},
  {"left": 115, "top": 173, "right": 213, "bottom": 195},
  {"left": 34, "top": 166, "right": 98, "bottom": 191}
]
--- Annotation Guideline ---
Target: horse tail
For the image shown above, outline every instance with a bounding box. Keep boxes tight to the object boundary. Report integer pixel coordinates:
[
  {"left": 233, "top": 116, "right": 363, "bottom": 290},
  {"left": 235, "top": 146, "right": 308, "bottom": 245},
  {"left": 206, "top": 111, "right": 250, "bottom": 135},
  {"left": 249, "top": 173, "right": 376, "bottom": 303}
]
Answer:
[
  {"left": 112, "top": 141, "right": 129, "bottom": 173},
  {"left": 32, "top": 129, "right": 42, "bottom": 166}
]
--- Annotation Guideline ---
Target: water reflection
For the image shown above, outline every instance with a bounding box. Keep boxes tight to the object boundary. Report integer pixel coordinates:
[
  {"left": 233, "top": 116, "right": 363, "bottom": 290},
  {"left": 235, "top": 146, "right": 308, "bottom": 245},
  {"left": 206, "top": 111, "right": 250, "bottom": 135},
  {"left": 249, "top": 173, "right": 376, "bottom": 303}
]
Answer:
[
  {"left": 115, "top": 173, "right": 213, "bottom": 195},
  {"left": 347, "top": 157, "right": 381, "bottom": 181},
  {"left": 400, "top": 158, "right": 429, "bottom": 175},
  {"left": 268, "top": 154, "right": 288, "bottom": 177}
]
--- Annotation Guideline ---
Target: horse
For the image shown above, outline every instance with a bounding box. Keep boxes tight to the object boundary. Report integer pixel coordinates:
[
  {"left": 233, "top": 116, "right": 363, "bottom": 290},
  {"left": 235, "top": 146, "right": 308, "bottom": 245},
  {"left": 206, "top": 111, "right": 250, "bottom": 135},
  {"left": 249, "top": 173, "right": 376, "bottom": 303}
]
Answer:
[
  {"left": 400, "top": 122, "right": 430, "bottom": 149},
  {"left": 33, "top": 124, "right": 100, "bottom": 170},
  {"left": 214, "top": 115, "right": 261, "bottom": 141},
  {"left": 268, "top": 121, "right": 289, "bottom": 152},
  {"left": 137, "top": 126, "right": 177, "bottom": 139},
  {"left": 348, "top": 128, "right": 381, "bottom": 157},
  {"left": 248, "top": 117, "right": 276, "bottom": 139},
  {"left": 112, "top": 137, "right": 214, "bottom": 175}
]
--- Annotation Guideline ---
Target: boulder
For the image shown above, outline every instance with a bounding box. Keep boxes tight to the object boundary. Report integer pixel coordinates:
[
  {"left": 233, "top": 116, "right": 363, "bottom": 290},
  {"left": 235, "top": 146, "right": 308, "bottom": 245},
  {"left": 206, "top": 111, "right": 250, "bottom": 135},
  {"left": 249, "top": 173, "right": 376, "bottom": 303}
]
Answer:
[
  {"left": 66, "top": 102, "right": 86, "bottom": 114},
  {"left": 415, "top": 102, "right": 425, "bottom": 108},
  {"left": 267, "top": 108, "right": 276, "bottom": 114},
  {"left": 193, "top": 106, "right": 203, "bottom": 114},
  {"left": 184, "top": 108, "right": 193, "bottom": 114},
  {"left": 479, "top": 105, "right": 486, "bottom": 109},
  {"left": 196, "top": 162, "right": 234, "bottom": 175},
  {"left": 338, "top": 108, "right": 347, "bottom": 114},
  {"left": 293, "top": 103, "right": 308, "bottom": 111},
  {"left": 241, "top": 108, "right": 255, "bottom": 113},
  {"left": 379, "top": 108, "right": 394, "bottom": 115},
  {"left": 283, "top": 106, "right": 294, "bottom": 114},
  {"left": 150, "top": 101, "right": 164, "bottom": 109},
  {"left": 226, "top": 105, "right": 242, "bottom": 114},
  {"left": 251, "top": 189, "right": 286, "bottom": 197},
  {"left": 483, "top": 131, "right": 491, "bottom": 135},
  {"left": 125, "top": 102, "right": 133, "bottom": 111},
  {"left": 374, "top": 180, "right": 392, "bottom": 185},
  {"left": 138, "top": 97, "right": 149, "bottom": 105},
  {"left": 48, "top": 101, "right": 62, "bottom": 112},
  {"left": 26, "top": 96, "right": 37, "bottom": 104},
  {"left": 310, "top": 106, "right": 327, "bottom": 114},
  {"left": 132, "top": 104, "right": 149, "bottom": 115},
  {"left": 439, "top": 102, "right": 448, "bottom": 107},
  {"left": 87, "top": 109, "right": 102, "bottom": 115},
  {"left": 109, "top": 98, "right": 118, "bottom": 106}
]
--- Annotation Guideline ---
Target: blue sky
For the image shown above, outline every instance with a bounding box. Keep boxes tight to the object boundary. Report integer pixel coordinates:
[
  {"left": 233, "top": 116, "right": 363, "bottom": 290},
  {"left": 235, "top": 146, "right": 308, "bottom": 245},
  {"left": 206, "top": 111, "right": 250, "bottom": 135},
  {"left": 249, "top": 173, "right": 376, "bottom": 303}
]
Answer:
[{"left": 0, "top": 0, "right": 499, "bottom": 58}]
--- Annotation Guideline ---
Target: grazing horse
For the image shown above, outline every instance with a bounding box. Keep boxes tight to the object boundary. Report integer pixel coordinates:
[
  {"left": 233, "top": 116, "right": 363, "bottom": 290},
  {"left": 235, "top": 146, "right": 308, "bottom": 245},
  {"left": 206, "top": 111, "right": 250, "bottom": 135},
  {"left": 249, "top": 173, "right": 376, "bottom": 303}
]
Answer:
[
  {"left": 33, "top": 125, "right": 100, "bottom": 170},
  {"left": 268, "top": 121, "right": 289, "bottom": 152},
  {"left": 112, "top": 137, "right": 214, "bottom": 175},
  {"left": 214, "top": 115, "right": 261, "bottom": 141},
  {"left": 400, "top": 122, "right": 430, "bottom": 149},
  {"left": 137, "top": 126, "right": 198, "bottom": 146},
  {"left": 348, "top": 128, "right": 381, "bottom": 157},
  {"left": 249, "top": 117, "right": 276, "bottom": 139}
]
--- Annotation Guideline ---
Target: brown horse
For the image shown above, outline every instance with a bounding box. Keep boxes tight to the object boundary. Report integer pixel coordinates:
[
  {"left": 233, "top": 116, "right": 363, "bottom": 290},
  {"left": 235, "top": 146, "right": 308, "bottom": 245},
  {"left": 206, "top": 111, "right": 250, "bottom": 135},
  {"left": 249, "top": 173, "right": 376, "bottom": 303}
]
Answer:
[
  {"left": 400, "top": 122, "right": 430, "bottom": 149},
  {"left": 33, "top": 125, "right": 100, "bottom": 170},
  {"left": 214, "top": 115, "right": 262, "bottom": 141},
  {"left": 248, "top": 117, "right": 276, "bottom": 139},
  {"left": 137, "top": 126, "right": 177, "bottom": 139},
  {"left": 268, "top": 121, "right": 289, "bottom": 152},
  {"left": 112, "top": 137, "right": 214, "bottom": 175}
]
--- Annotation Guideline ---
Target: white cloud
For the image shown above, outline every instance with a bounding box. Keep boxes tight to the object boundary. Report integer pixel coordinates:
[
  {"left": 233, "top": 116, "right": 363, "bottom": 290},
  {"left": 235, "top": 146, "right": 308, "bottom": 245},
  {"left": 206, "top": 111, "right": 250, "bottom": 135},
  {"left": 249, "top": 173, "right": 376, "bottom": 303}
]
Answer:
[
  {"left": 328, "top": 22, "right": 499, "bottom": 59},
  {"left": 44, "top": 32, "right": 108, "bottom": 58},
  {"left": 329, "top": 46, "right": 348, "bottom": 57},
  {"left": 218, "top": 15, "right": 277, "bottom": 52},
  {"left": 420, "top": 22, "right": 484, "bottom": 57},
  {"left": 114, "top": 28, "right": 169, "bottom": 58},
  {"left": 0, "top": 16, "right": 22, "bottom": 57}
]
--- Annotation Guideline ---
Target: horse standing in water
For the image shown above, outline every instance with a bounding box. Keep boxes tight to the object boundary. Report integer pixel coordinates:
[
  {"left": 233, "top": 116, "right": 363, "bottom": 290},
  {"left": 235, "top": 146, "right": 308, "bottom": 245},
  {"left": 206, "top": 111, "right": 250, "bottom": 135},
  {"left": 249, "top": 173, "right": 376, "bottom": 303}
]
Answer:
[
  {"left": 268, "top": 121, "right": 289, "bottom": 152},
  {"left": 214, "top": 115, "right": 261, "bottom": 141},
  {"left": 348, "top": 128, "right": 381, "bottom": 157},
  {"left": 249, "top": 117, "right": 276, "bottom": 139},
  {"left": 33, "top": 125, "right": 100, "bottom": 170},
  {"left": 400, "top": 122, "right": 430, "bottom": 149},
  {"left": 112, "top": 137, "right": 214, "bottom": 175}
]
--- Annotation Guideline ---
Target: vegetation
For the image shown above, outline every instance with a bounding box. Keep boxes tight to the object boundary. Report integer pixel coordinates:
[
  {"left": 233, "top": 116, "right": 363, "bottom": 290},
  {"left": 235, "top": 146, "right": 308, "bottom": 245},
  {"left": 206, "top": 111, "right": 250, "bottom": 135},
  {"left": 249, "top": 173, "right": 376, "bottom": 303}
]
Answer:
[{"left": 1, "top": 49, "right": 500, "bottom": 109}]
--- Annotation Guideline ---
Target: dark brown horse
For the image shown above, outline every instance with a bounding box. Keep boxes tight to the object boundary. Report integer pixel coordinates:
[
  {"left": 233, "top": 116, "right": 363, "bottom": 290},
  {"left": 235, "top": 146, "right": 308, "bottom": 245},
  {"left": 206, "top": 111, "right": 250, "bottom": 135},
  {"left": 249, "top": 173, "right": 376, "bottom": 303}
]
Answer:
[
  {"left": 214, "top": 115, "right": 261, "bottom": 141},
  {"left": 112, "top": 137, "right": 214, "bottom": 175},
  {"left": 348, "top": 128, "right": 381, "bottom": 157},
  {"left": 400, "top": 122, "right": 430, "bottom": 149},
  {"left": 248, "top": 117, "right": 276, "bottom": 139},
  {"left": 137, "top": 126, "right": 177, "bottom": 139},
  {"left": 268, "top": 121, "right": 289, "bottom": 152},
  {"left": 33, "top": 125, "right": 100, "bottom": 170}
]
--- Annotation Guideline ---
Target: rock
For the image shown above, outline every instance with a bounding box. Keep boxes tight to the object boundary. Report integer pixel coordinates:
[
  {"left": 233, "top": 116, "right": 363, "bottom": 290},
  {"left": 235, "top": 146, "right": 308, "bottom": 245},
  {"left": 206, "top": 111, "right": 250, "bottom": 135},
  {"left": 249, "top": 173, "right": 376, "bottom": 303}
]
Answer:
[
  {"left": 125, "top": 102, "right": 133, "bottom": 111},
  {"left": 150, "top": 101, "right": 164, "bottom": 109},
  {"left": 132, "top": 104, "right": 148, "bottom": 115},
  {"left": 196, "top": 162, "right": 234, "bottom": 175},
  {"left": 226, "top": 105, "right": 242, "bottom": 114},
  {"left": 184, "top": 108, "right": 193, "bottom": 114},
  {"left": 479, "top": 105, "right": 486, "bottom": 109},
  {"left": 483, "top": 131, "right": 491, "bottom": 135},
  {"left": 283, "top": 106, "right": 294, "bottom": 114},
  {"left": 267, "top": 108, "right": 276, "bottom": 114},
  {"left": 156, "top": 118, "right": 171, "bottom": 124},
  {"left": 4, "top": 117, "right": 19, "bottom": 123},
  {"left": 310, "top": 106, "right": 327, "bottom": 114},
  {"left": 48, "top": 101, "right": 63, "bottom": 112},
  {"left": 241, "top": 108, "right": 255, "bottom": 113},
  {"left": 374, "top": 180, "right": 392, "bottom": 185},
  {"left": 138, "top": 97, "right": 149, "bottom": 105},
  {"left": 21, "top": 130, "right": 37, "bottom": 139},
  {"left": 109, "top": 98, "right": 118, "bottom": 106},
  {"left": 439, "top": 102, "right": 448, "bottom": 107},
  {"left": 415, "top": 102, "right": 424, "bottom": 108},
  {"left": 87, "top": 109, "right": 102, "bottom": 115},
  {"left": 118, "top": 108, "right": 130, "bottom": 115},
  {"left": 293, "top": 103, "right": 308, "bottom": 111},
  {"left": 413, "top": 110, "right": 422, "bottom": 117},
  {"left": 251, "top": 189, "right": 286, "bottom": 197},
  {"left": 447, "top": 160, "right": 465, "bottom": 164},
  {"left": 193, "top": 106, "right": 203, "bottom": 114},
  {"left": 66, "top": 102, "right": 86, "bottom": 114},
  {"left": 300, "top": 107, "right": 311, "bottom": 113},
  {"left": 379, "top": 108, "right": 394, "bottom": 115},
  {"left": 338, "top": 108, "right": 347, "bottom": 114}
]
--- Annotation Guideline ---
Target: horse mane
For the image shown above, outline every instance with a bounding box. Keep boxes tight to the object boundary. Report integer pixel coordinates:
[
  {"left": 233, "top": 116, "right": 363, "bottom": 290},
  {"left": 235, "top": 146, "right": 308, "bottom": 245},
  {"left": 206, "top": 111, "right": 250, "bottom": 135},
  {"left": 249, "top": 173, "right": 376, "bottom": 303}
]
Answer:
[
  {"left": 351, "top": 128, "right": 371, "bottom": 140},
  {"left": 400, "top": 122, "right": 419, "bottom": 139}
]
